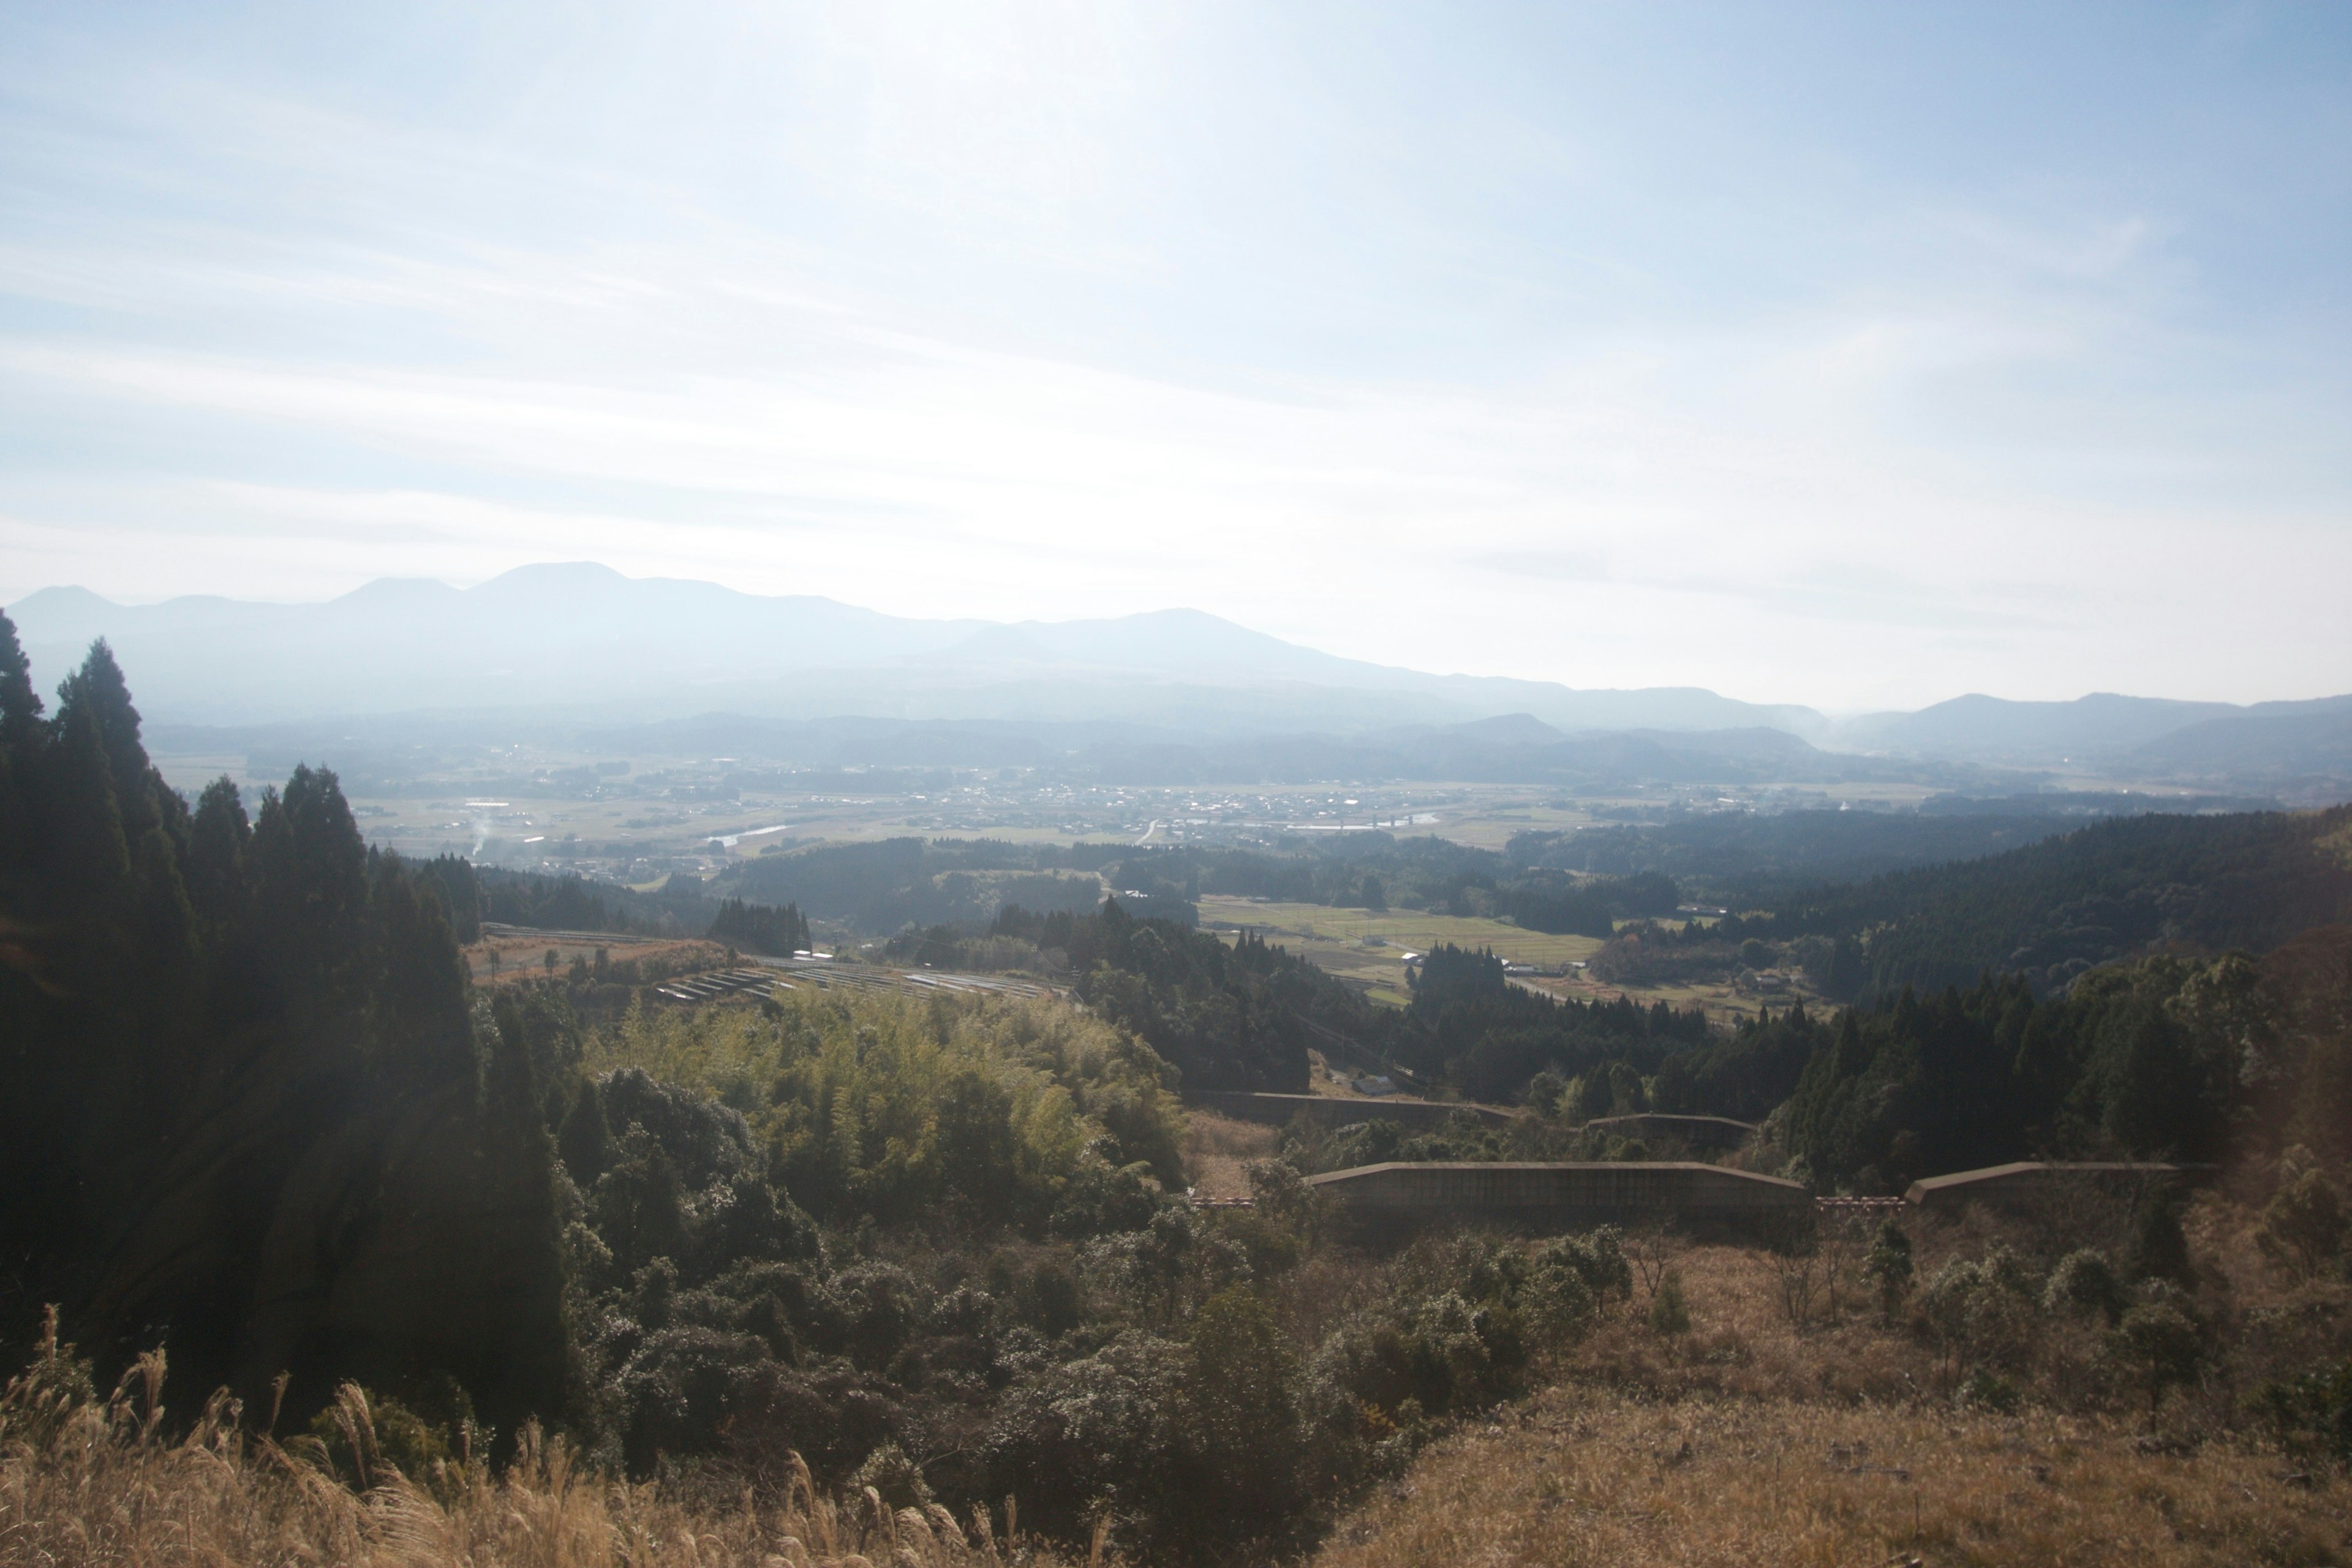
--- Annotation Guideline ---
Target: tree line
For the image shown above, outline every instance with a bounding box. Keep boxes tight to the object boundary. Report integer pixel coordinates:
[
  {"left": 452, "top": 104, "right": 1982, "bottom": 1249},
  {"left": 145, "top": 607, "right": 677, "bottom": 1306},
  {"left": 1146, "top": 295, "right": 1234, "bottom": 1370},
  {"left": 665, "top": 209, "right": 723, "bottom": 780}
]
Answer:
[{"left": 0, "top": 620, "right": 568, "bottom": 1435}]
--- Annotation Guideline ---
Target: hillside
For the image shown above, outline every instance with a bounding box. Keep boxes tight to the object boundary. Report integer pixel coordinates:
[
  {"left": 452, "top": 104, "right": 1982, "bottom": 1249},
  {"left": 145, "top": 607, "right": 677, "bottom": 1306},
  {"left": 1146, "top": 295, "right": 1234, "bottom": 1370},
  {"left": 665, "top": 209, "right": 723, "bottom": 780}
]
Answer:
[
  {"left": 1766, "top": 806, "right": 2352, "bottom": 998},
  {"left": 1511, "top": 808, "right": 2091, "bottom": 902},
  {"left": 5, "top": 615, "right": 2352, "bottom": 1568},
  {"left": 7, "top": 566, "right": 1822, "bottom": 734},
  {"left": 1840, "top": 690, "right": 2352, "bottom": 764}
]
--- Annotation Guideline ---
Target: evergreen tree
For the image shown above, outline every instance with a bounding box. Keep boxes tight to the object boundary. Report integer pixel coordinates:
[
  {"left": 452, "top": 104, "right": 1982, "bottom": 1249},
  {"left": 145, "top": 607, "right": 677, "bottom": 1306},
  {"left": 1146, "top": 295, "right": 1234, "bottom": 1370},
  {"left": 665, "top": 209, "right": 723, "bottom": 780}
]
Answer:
[
  {"left": 0, "top": 608, "right": 41, "bottom": 743},
  {"left": 186, "top": 777, "right": 252, "bottom": 943},
  {"left": 0, "top": 644, "right": 571, "bottom": 1438},
  {"left": 52, "top": 641, "right": 147, "bottom": 815}
]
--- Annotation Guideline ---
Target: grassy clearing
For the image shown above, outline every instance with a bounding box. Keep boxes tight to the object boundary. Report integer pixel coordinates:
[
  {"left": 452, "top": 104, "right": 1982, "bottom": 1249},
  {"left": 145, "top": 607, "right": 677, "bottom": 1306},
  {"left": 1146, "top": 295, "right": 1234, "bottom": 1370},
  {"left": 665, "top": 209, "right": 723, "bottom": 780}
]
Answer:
[
  {"left": 462, "top": 933, "right": 721, "bottom": 986},
  {"left": 1311, "top": 1211, "right": 2352, "bottom": 1568},
  {"left": 1516, "top": 969, "right": 1826, "bottom": 1027},
  {"left": 1313, "top": 1389, "right": 2339, "bottom": 1568},
  {"left": 1199, "top": 896, "right": 1788, "bottom": 1021},
  {"left": 1200, "top": 897, "right": 1605, "bottom": 969},
  {"left": 1415, "top": 798, "right": 1593, "bottom": 851},
  {"left": 1182, "top": 1109, "right": 1278, "bottom": 1202}
]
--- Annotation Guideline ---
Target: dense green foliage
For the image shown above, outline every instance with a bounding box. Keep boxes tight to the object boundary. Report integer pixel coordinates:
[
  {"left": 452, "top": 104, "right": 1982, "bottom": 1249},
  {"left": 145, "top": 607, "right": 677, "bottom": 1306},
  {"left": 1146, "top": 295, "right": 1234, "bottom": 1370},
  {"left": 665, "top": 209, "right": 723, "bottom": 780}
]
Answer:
[
  {"left": 1510, "top": 807, "right": 2088, "bottom": 903},
  {"left": 1762, "top": 807, "right": 2352, "bottom": 998},
  {"left": 1396, "top": 945, "right": 1714, "bottom": 1104},
  {"left": 1781, "top": 968, "right": 2220, "bottom": 1189},
  {"left": 707, "top": 895, "right": 812, "bottom": 956},
  {"left": 7, "top": 617, "right": 2351, "bottom": 1561},
  {"left": 587, "top": 987, "right": 1185, "bottom": 1229},
  {"left": 2, "top": 619, "right": 1665, "bottom": 1561},
  {"left": 1776, "top": 931, "right": 2352, "bottom": 1190},
  {"left": 464, "top": 976, "right": 1651, "bottom": 1561},
  {"left": 723, "top": 837, "right": 1119, "bottom": 930},
  {"left": 902, "top": 899, "right": 1398, "bottom": 1095},
  {"left": 1080, "top": 837, "right": 1679, "bottom": 933},
  {"left": 443, "top": 862, "right": 719, "bottom": 938},
  {"left": 0, "top": 626, "right": 568, "bottom": 1436}
]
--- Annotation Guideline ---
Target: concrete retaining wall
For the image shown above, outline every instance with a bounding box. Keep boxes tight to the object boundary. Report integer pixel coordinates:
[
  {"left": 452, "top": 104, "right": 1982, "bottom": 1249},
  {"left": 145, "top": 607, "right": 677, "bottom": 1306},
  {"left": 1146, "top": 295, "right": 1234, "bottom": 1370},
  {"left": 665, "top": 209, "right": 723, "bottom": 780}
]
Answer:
[
  {"left": 1905, "top": 1161, "right": 2192, "bottom": 1214},
  {"left": 1579, "top": 1114, "right": 1758, "bottom": 1151},
  {"left": 1306, "top": 1160, "right": 1807, "bottom": 1233},
  {"left": 1185, "top": 1091, "right": 1517, "bottom": 1131}
]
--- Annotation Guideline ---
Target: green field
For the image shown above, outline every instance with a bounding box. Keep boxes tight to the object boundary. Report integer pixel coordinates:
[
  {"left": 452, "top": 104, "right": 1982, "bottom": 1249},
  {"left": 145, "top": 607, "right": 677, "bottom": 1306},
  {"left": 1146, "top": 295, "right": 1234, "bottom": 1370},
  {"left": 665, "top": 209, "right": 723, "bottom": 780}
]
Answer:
[{"left": 1199, "top": 896, "right": 1604, "bottom": 1001}]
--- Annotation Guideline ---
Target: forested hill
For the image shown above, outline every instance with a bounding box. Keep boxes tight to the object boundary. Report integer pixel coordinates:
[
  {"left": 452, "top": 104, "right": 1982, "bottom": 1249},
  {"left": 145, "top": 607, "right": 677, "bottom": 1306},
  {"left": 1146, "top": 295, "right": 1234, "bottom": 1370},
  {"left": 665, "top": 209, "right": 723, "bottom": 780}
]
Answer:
[
  {"left": 0, "top": 624, "right": 568, "bottom": 1428},
  {"left": 416, "top": 861, "right": 810, "bottom": 956},
  {"left": 1763, "top": 807, "right": 2352, "bottom": 998},
  {"left": 1512, "top": 808, "right": 2109, "bottom": 904}
]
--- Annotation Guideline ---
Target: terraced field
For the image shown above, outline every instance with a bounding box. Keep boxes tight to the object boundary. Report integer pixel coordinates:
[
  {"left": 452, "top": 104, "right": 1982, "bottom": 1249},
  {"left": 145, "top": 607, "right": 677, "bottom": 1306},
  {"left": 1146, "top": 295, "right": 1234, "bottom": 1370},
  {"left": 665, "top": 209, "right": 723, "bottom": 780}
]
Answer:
[{"left": 1199, "top": 895, "right": 1605, "bottom": 1003}]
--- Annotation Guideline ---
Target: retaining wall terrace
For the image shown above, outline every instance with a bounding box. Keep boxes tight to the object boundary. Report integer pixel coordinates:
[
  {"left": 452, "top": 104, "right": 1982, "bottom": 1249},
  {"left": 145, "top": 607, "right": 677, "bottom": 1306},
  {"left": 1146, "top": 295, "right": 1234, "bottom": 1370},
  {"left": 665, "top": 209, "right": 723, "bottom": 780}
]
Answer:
[
  {"left": 1306, "top": 1160, "right": 1808, "bottom": 1235},
  {"left": 1904, "top": 1161, "right": 2198, "bottom": 1215},
  {"left": 1184, "top": 1091, "right": 1517, "bottom": 1132}
]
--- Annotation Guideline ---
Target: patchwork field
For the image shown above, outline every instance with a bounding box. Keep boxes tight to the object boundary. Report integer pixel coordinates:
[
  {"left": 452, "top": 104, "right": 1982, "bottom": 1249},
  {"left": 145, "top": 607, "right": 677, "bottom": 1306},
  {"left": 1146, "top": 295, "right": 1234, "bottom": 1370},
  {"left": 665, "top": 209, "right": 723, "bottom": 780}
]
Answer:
[
  {"left": 1200, "top": 895, "right": 1606, "bottom": 1004},
  {"left": 463, "top": 931, "right": 723, "bottom": 987},
  {"left": 1200, "top": 896, "right": 1607, "bottom": 967},
  {"left": 1515, "top": 968, "right": 1831, "bottom": 1027}
]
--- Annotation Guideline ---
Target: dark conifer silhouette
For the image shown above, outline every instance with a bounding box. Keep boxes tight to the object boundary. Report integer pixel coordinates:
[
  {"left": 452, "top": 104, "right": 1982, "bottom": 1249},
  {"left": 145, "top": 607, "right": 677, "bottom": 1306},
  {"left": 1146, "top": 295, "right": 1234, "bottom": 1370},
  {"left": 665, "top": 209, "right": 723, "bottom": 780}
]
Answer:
[{"left": 0, "top": 612, "right": 571, "bottom": 1441}]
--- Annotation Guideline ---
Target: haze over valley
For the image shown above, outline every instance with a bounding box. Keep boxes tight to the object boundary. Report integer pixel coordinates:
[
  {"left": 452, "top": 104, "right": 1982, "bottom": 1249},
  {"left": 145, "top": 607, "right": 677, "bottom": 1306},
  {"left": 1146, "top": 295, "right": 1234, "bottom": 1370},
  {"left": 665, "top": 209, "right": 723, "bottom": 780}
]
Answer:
[
  {"left": 18, "top": 565, "right": 2350, "bottom": 872},
  {"left": 4, "top": 7, "right": 2350, "bottom": 1567}
]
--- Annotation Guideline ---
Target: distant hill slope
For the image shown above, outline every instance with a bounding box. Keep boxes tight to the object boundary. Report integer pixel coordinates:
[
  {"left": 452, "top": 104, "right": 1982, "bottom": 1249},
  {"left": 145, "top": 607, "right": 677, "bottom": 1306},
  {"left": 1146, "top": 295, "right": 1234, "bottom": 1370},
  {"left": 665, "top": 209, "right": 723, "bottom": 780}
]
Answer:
[
  {"left": 7, "top": 563, "right": 1822, "bottom": 734},
  {"left": 1841, "top": 690, "right": 2352, "bottom": 764},
  {"left": 1051, "top": 720, "right": 1939, "bottom": 787},
  {"left": 1512, "top": 809, "right": 2090, "bottom": 900},
  {"left": 2128, "top": 709, "right": 2352, "bottom": 780},
  {"left": 1771, "top": 806, "right": 2352, "bottom": 997}
]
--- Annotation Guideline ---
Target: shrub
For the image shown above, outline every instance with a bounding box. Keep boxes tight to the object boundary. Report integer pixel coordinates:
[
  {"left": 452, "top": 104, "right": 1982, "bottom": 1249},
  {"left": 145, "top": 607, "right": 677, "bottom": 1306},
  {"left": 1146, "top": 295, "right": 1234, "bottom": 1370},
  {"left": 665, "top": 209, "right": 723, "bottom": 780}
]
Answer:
[
  {"left": 1182, "top": 1288, "right": 1304, "bottom": 1542},
  {"left": 2103, "top": 1303, "right": 2205, "bottom": 1420},
  {"left": 984, "top": 1333, "right": 1188, "bottom": 1545},
  {"left": 1541, "top": 1226, "right": 1634, "bottom": 1302},
  {"left": 1954, "top": 1368, "right": 2021, "bottom": 1413},
  {"left": 2125, "top": 1193, "right": 2195, "bottom": 1287},
  {"left": 2043, "top": 1249, "right": 2127, "bottom": 1324},
  {"left": 1921, "top": 1256, "right": 2036, "bottom": 1378},
  {"left": 2256, "top": 1169, "right": 2348, "bottom": 1281},
  {"left": 1648, "top": 1269, "right": 1692, "bottom": 1336},
  {"left": 850, "top": 1439, "right": 933, "bottom": 1508},
  {"left": 1863, "top": 1219, "right": 1913, "bottom": 1322},
  {"left": 2248, "top": 1356, "right": 2352, "bottom": 1464},
  {"left": 1981, "top": 1242, "right": 2041, "bottom": 1301},
  {"left": 1521, "top": 1256, "right": 1599, "bottom": 1344}
]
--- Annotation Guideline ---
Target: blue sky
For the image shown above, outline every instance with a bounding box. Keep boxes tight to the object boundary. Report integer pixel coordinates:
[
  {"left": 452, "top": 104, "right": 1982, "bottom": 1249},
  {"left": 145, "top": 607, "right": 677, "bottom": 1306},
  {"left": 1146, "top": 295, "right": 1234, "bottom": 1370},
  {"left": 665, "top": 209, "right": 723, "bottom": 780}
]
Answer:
[{"left": 0, "top": 1, "right": 2345, "bottom": 707}]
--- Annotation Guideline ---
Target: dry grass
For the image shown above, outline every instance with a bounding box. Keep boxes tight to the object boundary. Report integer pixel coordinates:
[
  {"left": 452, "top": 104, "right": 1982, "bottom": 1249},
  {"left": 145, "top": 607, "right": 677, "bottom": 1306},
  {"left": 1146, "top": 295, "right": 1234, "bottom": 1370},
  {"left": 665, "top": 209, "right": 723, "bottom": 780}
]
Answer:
[
  {"left": 464, "top": 935, "right": 725, "bottom": 987},
  {"left": 15, "top": 1186, "right": 2344, "bottom": 1568},
  {"left": 0, "top": 1320, "right": 1077, "bottom": 1568},
  {"left": 1311, "top": 1211, "right": 2352, "bottom": 1567},
  {"left": 1313, "top": 1390, "right": 2344, "bottom": 1568},
  {"left": 1181, "top": 1110, "right": 1278, "bottom": 1202}
]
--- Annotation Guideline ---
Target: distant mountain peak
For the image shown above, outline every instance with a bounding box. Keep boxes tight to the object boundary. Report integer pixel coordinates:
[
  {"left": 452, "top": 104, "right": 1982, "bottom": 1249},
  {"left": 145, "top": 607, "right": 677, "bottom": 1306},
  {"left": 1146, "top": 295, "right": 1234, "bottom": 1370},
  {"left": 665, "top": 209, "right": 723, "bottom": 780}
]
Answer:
[
  {"left": 332, "top": 576, "right": 464, "bottom": 608},
  {"left": 18, "top": 561, "right": 2330, "bottom": 799}
]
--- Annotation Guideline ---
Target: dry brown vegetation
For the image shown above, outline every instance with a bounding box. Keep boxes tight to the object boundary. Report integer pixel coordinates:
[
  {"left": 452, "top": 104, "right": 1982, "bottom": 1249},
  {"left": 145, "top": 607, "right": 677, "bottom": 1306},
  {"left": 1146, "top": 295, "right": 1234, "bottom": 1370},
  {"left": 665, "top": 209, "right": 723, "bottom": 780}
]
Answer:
[
  {"left": 1182, "top": 1110, "right": 1278, "bottom": 1202},
  {"left": 464, "top": 935, "right": 728, "bottom": 988},
  {"left": 0, "top": 1316, "right": 1079, "bottom": 1568},
  {"left": 1311, "top": 1196, "right": 2352, "bottom": 1568},
  {"left": 1314, "top": 1390, "right": 2339, "bottom": 1568}
]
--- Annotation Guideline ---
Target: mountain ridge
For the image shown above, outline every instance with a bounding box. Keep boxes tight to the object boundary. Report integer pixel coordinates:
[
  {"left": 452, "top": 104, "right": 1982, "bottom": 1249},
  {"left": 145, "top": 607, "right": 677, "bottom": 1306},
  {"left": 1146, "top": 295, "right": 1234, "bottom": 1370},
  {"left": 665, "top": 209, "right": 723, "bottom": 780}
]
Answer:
[
  {"left": 4, "top": 564, "right": 1823, "bottom": 735},
  {"left": 7, "top": 565, "right": 2348, "bottom": 793}
]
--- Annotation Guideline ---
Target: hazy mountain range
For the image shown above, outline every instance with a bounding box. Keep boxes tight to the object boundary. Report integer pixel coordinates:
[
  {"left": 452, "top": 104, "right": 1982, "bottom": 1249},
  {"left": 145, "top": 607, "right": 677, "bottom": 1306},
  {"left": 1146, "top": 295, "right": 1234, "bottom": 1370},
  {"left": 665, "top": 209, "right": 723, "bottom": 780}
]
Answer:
[{"left": 10, "top": 562, "right": 2350, "bottom": 794}]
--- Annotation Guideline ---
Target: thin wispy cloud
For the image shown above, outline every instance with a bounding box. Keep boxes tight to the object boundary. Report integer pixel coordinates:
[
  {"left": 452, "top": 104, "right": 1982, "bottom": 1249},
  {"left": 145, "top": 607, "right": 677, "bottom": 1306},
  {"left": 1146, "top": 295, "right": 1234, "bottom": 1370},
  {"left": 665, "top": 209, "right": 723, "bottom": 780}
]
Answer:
[{"left": 0, "top": 1, "right": 2345, "bottom": 708}]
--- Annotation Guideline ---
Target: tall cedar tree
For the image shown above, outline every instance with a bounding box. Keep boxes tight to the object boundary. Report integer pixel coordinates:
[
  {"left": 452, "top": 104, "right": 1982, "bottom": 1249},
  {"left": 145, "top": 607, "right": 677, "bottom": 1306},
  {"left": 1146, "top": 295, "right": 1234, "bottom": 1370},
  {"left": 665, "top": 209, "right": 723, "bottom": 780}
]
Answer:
[{"left": 0, "top": 615, "right": 570, "bottom": 1439}]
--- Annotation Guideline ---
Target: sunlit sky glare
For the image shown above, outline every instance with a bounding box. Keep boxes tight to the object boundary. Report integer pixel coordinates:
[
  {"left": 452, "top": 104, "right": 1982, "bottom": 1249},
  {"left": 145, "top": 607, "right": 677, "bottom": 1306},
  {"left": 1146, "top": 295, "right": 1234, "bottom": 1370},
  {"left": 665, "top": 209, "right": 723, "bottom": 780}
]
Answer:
[{"left": 1, "top": 2, "right": 2346, "bottom": 710}]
